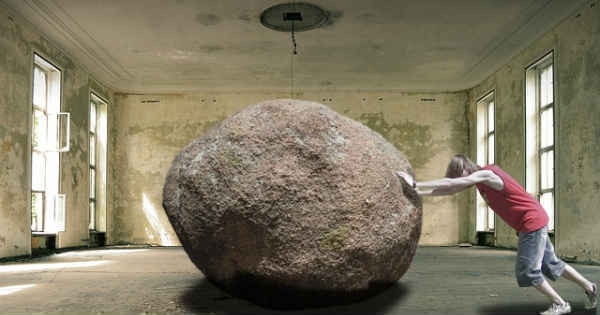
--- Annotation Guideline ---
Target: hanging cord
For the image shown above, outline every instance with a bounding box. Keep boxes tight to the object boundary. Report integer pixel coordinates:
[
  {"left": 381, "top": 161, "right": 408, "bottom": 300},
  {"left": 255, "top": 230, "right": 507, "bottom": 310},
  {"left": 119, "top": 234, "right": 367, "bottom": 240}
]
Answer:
[
  {"left": 290, "top": 51, "right": 294, "bottom": 99},
  {"left": 290, "top": 0, "right": 297, "bottom": 99},
  {"left": 290, "top": 21, "right": 296, "bottom": 98},
  {"left": 291, "top": 21, "right": 298, "bottom": 55}
]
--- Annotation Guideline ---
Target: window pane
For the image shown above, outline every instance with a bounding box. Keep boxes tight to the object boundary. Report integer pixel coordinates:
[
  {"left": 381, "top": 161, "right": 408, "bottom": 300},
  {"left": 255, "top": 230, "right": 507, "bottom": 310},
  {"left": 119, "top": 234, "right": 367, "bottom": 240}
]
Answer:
[
  {"left": 488, "top": 102, "right": 494, "bottom": 132},
  {"left": 541, "top": 65, "right": 553, "bottom": 106},
  {"left": 539, "top": 71, "right": 546, "bottom": 107},
  {"left": 90, "top": 135, "right": 96, "bottom": 166},
  {"left": 541, "top": 150, "right": 554, "bottom": 190},
  {"left": 488, "top": 207, "right": 494, "bottom": 230},
  {"left": 548, "top": 66, "right": 553, "bottom": 104},
  {"left": 32, "top": 152, "right": 46, "bottom": 191},
  {"left": 46, "top": 113, "right": 59, "bottom": 150},
  {"left": 90, "top": 169, "right": 95, "bottom": 199},
  {"left": 540, "top": 108, "right": 554, "bottom": 147},
  {"left": 33, "top": 67, "right": 47, "bottom": 109},
  {"left": 54, "top": 194, "right": 66, "bottom": 232},
  {"left": 33, "top": 110, "right": 47, "bottom": 149},
  {"left": 540, "top": 192, "right": 554, "bottom": 230},
  {"left": 488, "top": 134, "right": 494, "bottom": 164},
  {"left": 31, "top": 192, "right": 44, "bottom": 231},
  {"left": 90, "top": 102, "right": 96, "bottom": 132},
  {"left": 89, "top": 200, "right": 95, "bottom": 230},
  {"left": 476, "top": 192, "right": 486, "bottom": 231}
]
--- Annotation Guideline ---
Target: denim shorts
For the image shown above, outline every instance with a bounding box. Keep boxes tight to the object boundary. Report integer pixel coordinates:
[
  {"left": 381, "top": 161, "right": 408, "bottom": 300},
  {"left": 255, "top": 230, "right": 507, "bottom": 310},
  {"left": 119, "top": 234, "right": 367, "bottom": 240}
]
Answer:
[{"left": 516, "top": 225, "right": 566, "bottom": 287}]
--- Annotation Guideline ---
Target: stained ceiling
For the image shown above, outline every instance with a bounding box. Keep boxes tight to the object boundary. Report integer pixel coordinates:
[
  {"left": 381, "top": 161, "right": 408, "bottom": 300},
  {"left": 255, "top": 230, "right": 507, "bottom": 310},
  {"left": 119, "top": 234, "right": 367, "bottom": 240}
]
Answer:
[{"left": 1, "top": 0, "right": 587, "bottom": 93}]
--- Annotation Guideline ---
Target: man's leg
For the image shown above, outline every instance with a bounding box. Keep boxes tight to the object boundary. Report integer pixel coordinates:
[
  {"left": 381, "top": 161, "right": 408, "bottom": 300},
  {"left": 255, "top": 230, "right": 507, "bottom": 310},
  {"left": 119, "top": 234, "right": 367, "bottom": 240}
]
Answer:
[
  {"left": 517, "top": 226, "right": 570, "bottom": 314},
  {"left": 538, "top": 231, "right": 597, "bottom": 309},
  {"left": 535, "top": 279, "right": 567, "bottom": 305},
  {"left": 562, "top": 264, "right": 595, "bottom": 293},
  {"left": 562, "top": 264, "right": 597, "bottom": 309}
]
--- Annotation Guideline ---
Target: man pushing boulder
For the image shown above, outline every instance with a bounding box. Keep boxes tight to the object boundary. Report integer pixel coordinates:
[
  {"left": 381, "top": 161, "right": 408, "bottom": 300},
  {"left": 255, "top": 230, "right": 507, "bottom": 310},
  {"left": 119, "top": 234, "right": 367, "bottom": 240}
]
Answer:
[{"left": 397, "top": 154, "right": 598, "bottom": 315}]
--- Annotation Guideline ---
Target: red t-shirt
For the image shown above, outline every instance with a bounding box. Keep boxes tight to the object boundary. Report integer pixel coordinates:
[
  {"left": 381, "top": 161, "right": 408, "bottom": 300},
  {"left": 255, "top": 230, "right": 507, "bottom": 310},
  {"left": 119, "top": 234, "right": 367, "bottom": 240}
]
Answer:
[{"left": 475, "top": 165, "right": 548, "bottom": 233}]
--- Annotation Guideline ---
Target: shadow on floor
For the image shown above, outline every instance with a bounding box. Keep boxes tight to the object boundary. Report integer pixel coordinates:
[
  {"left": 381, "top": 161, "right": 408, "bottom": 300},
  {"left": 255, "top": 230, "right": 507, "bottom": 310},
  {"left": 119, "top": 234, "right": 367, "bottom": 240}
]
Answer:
[
  {"left": 180, "top": 278, "right": 411, "bottom": 315},
  {"left": 478, "top": 302, "right": 595, "bottom": 315}
]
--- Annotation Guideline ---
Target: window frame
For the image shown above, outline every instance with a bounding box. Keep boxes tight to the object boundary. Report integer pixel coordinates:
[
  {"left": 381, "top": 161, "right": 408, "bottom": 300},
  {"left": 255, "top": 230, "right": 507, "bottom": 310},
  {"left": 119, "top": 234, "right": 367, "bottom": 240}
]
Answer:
[
  {"left": 475, "top": 90, "right": 496, "bottom": 233},
  {"left": 537, "top": 62, "right": 554, "bottom": 192},
  {"left": 31, "top": 53, "right": 63, "bottom": 234},
  {"left": 31, "top": 64, "right": 49, "bottom": 233},
  {"left": 537, "top": 61, "right": 555, "bottom": 231},
  {"left": 525, "top": 51, "right": 555, "bottom": 232},
  {"left": 89, "top": 97, "right": 97, "bottom": 231}
]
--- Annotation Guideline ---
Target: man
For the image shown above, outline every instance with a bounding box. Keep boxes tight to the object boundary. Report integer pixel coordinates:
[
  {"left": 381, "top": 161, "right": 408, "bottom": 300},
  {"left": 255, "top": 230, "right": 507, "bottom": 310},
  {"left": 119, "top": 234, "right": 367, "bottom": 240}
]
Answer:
[{"left": 396, "top": 154, "right": 597, "bottom": 315}]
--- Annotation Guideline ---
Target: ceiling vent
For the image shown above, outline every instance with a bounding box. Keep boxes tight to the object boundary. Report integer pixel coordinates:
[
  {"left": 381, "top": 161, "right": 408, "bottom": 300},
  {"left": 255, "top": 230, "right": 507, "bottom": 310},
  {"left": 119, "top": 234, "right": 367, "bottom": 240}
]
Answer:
[{"left": 260, "top": 2, "right": 328, "bottom": 32}]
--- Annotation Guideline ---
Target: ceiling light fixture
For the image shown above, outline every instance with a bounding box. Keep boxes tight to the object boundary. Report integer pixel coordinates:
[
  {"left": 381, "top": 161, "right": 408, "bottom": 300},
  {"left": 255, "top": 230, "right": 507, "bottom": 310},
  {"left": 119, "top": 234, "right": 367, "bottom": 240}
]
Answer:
[{"left": 260, "top": 2, "right": 329, "bottom": 98}]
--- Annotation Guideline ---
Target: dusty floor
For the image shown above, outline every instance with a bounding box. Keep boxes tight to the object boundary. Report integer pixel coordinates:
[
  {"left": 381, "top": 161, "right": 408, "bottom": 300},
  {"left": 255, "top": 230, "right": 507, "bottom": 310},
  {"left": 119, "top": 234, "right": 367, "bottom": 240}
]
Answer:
[{"left": 1, "top": 246, "right": 599, "bottom": 315}]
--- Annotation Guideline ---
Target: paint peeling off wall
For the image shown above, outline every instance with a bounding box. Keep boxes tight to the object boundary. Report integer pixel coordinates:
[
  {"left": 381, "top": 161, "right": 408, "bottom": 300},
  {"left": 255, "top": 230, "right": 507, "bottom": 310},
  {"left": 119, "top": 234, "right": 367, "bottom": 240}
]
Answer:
[
  {"left": 0, "top": 4, "right": 113, "bottom": 258},
  {"left": 357, "top": 112, "right": 440, "bottom": 170},
  {"left": 0, "top": 7, "right": 31, "bottom": 258},
  {"left": 467, "top": 2, "right": 600, "bottom": 261},
  {"left": 111, "top": 91, "right": 469, "bottom": 246}
]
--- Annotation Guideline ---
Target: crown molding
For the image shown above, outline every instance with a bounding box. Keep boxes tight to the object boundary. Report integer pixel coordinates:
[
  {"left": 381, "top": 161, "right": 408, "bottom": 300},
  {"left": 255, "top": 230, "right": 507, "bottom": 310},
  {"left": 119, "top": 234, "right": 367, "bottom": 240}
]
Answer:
[
  {"left": 461, "top": 0, "right": 587, "bottom": 86},
  {"left": 2, "top": 0, "right": 133, "bottom": 90}
]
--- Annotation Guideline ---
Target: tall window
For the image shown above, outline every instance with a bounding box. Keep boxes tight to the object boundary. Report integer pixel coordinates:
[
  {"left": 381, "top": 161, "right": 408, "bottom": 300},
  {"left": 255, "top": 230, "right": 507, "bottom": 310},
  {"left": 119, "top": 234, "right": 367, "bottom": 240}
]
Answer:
[
  {"left": 31, "top": 54, "right": 67, "bottom": 233},
  {"left": 89, "top": 93, "right": 107, "bottom": 232},
  {"left": 89, "top": 98, "right": 97, "bottom": 230},
  {"left": 476, "top": 91, "right": 495, "bottom": 232},
  {"left": 526, "top": 52, "right": 555, "bottom": 231}
]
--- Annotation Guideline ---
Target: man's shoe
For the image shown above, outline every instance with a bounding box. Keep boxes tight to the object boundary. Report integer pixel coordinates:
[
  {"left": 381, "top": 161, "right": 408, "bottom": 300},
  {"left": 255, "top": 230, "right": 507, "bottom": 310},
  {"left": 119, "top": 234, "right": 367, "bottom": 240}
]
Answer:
[
  {"left": 584, "top": 282, "right": 598, "bottom": 309},
  {"left": 540, "top": 302, "right": 571, "bottom": 315}
]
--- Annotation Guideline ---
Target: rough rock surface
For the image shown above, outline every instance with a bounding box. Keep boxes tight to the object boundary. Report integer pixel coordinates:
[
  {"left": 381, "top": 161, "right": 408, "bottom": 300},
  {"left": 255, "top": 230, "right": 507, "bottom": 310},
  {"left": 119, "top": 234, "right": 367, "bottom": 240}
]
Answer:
[{"left": 163, "top": 99, "right": 422, "bottom": 309}]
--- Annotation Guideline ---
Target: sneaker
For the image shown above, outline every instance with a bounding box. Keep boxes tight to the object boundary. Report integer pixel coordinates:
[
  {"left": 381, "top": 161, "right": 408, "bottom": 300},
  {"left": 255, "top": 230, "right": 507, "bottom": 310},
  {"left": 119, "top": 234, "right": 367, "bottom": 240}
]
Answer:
[
  {"left": 584, "top": 282, "right": 598, "bottom": 309},
  {"left": 539, "top": 302, "right": 571, "bottom": 315}
]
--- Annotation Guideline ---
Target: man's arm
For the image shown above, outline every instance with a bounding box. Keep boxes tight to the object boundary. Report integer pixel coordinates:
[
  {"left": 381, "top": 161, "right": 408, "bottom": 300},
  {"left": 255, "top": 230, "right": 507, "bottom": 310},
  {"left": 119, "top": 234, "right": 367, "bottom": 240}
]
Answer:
[{"left": 396, "top": 170, "right": 503, "bottom": 196}]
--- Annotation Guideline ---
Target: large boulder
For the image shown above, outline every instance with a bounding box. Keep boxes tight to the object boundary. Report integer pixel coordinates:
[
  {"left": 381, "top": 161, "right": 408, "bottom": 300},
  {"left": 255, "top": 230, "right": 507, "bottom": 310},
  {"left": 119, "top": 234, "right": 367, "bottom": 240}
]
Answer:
[{"left": 163, "top": 99, "right": 422, "bottom": 309}]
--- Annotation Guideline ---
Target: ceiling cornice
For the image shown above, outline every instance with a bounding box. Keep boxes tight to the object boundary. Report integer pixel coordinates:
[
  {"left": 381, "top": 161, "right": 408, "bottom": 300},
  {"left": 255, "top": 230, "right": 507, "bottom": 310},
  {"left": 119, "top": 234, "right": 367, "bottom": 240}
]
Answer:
[
  {"left": 3, "top": 0, "right": 133, "bottom": 90},
  {"left": 460, "top": 0, "right": 586, "bottom": 88}
]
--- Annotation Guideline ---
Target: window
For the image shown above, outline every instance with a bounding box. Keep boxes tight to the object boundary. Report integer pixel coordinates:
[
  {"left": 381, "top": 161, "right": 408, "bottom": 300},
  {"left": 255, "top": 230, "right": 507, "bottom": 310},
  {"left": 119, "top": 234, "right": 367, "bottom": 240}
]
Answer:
[
  {"left": 31, "top": 54, "right": 67, "bottom": 233},
  {"left": 89, "top": 98, "right": 96, "bottom": 230},
  {"left": 89, "top": 93, "right": 107, "bottom": 232},
  {"left": 476, "top": 91, "right": 495, "bottom": 232},
  {"left": 526, "top": 52, "right": 555, "bottom": 231}
]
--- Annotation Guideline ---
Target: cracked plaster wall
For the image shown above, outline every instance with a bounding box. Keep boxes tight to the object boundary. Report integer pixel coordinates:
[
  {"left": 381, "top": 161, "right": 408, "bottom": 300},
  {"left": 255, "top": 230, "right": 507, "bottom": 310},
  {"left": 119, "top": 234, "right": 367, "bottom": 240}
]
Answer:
[{"left": 112, "top": 91, "right": 469, "bottom": 246}]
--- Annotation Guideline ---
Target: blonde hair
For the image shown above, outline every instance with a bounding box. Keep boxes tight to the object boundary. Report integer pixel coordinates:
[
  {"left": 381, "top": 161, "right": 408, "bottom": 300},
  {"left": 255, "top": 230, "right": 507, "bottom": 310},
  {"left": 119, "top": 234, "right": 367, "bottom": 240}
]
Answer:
[{"left": 445, "top": 154, "right": 480, "bottom": 178}]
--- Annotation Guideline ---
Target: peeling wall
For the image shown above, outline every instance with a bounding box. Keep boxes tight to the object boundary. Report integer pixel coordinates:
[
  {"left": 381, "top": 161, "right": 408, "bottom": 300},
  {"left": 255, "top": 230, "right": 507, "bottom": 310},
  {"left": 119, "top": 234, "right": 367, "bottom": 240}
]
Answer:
[
  {"left": 0, "top": 9, "right": 29, "bottom": 257},
  {"left": 111, "top": 91, "right": 469, "bottom": 246},
  {"left": 0, "top": 4, "right": 113, "bottom": 258},
  {"left": 467, "top": 2, "right": 600, "bottom": 261}
]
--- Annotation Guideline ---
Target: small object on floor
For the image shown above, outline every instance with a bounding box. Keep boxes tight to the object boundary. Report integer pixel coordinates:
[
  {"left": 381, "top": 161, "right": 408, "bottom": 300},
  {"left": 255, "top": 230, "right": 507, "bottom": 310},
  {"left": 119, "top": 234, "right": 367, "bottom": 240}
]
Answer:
[
  {"left": 458, "top": 243, "right": 473, "bottom": 247},
  {"left": 539, "top": 302, "right": 571, "bottom": 315},
  {"left": 585, "top": 281, "right": 598, "bottom": 309}
]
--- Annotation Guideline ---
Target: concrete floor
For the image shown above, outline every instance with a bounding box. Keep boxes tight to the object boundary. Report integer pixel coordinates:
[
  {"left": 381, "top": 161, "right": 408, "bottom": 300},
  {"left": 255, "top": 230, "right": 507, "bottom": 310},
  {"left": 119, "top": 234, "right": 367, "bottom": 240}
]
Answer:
[{"left": 1, "top": 246, "right": 599, "bottom": 315}]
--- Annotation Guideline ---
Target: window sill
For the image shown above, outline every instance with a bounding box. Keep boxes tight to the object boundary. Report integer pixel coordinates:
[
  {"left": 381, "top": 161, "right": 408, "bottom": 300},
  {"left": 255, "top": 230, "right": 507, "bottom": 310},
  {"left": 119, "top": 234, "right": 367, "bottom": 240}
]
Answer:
[{"left": 32, "top": 232, "right": 57, "bottom": 236}]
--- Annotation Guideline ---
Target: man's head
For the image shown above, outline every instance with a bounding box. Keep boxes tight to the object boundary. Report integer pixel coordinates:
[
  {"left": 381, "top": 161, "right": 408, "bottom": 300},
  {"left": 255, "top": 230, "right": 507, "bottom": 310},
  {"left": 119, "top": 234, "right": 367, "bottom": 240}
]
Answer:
[{"left": 445, "top": 154, "right": 480, "bottom": 178}]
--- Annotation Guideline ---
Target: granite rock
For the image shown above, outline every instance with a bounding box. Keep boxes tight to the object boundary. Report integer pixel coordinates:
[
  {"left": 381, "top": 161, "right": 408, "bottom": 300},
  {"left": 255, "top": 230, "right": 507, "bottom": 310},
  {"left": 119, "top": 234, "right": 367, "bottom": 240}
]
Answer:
[{"left": 162, "top": 99, "right": 422, "bottom": 309}]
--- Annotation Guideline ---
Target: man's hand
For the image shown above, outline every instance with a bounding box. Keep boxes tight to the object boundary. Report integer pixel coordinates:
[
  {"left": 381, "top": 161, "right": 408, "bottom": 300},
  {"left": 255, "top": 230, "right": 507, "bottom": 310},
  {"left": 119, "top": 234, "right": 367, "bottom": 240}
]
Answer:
[{"left": 395, "top": 171, "right": 415, "bottom": 188}]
